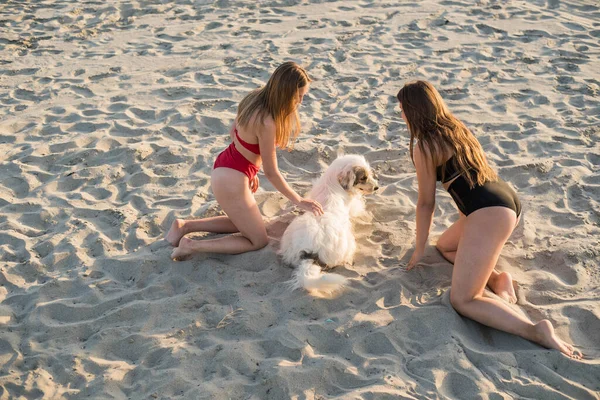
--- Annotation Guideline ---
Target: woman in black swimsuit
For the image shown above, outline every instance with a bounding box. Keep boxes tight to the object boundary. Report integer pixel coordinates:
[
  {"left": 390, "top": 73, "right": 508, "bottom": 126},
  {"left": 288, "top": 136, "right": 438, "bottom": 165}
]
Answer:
[{"left": 397, "top": 80, "right": 581, "bottom": 358}]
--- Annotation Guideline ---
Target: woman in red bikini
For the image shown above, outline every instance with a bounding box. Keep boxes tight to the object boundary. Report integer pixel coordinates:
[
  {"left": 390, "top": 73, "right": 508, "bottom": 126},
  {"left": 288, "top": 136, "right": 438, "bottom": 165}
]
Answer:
[{"left": 166, "top": 62, "right": 324, "bottom": 258}]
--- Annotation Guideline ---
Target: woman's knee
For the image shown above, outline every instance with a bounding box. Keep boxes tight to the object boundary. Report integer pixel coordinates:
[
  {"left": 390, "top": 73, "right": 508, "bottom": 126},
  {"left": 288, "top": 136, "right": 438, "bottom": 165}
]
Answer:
[
  {"left": 250, "top": 234, "right": 269, "bottom": 250},
  {"left": 449, "top": 290, "right": 473, "bottom": 312},
  {"left": 435, "top": 241, "right": 448, "bottom": 254},
  {"left": 436, "top": 228, "right": 457, "bottom": 251},
  {"left": 436, "top": 241, "right": 454, "bottom": 258}
]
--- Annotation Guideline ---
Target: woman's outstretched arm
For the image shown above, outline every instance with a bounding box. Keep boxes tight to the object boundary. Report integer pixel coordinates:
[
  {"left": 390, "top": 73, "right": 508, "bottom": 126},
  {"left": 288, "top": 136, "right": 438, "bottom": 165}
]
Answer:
[
  {"left": 258, "top": 120, "right": 323, "bottom": 216},
  {"left": 408, "top": 145, "right": 437, "bottom": 269}
]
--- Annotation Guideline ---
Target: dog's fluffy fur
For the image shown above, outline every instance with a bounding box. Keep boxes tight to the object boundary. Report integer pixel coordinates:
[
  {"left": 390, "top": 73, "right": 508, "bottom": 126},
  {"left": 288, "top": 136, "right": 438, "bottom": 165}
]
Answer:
[{"left": 279, "top": 154, "right": 378, "bottom": 293}]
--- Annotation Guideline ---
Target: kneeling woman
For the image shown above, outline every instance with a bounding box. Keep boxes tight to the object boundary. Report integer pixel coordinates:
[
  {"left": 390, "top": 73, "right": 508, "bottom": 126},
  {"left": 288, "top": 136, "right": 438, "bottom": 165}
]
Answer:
[
  {"left": 167, "top": 62, "right": 323, "bottom": 258},
  {"left": 397, "top": 80, "right": 581, "bottom": 358}
]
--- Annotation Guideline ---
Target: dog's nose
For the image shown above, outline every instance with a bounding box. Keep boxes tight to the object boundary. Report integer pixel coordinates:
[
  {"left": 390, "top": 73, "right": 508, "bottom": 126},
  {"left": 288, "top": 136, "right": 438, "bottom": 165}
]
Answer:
[{"left": 374, "top": 186, "right": 379, "bottom": 191}]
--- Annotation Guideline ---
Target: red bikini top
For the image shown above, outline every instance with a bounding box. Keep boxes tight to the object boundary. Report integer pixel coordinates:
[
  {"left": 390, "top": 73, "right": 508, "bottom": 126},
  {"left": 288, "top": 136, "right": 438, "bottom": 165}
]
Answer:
[{"left": 235, "top": 128, "right": 260, "bottom": 155}]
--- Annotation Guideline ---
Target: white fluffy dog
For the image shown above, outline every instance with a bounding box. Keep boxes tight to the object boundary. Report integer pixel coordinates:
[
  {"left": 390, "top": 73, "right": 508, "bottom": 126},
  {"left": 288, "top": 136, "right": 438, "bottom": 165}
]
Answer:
[{"left": 279, "top": 154, "right": 378, "bottom": 293}]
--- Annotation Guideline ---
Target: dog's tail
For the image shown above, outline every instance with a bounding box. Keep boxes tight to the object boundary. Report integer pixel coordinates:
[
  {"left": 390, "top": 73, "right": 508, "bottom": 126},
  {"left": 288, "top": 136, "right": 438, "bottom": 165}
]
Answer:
[{"left": 287, "top": 259, "right": 348, "bottom": 293}]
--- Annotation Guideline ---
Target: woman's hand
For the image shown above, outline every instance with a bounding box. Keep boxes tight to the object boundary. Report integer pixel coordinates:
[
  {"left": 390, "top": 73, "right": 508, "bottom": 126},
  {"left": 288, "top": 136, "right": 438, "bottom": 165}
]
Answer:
[
  {"left": 296, "top": 198, "right": 324, "bottom": 216},
  {"left": 249, "top": 176, "right": 259, "bottom": 193},
  {"left": 407, "top": 248, "right": 424, "bottom": 270}
]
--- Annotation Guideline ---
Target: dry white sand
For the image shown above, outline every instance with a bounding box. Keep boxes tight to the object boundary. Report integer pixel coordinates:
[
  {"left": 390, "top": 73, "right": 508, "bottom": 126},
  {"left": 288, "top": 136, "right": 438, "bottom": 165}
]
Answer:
[{"left": 1, "top": 0, "right": 599, "bottom": 398}]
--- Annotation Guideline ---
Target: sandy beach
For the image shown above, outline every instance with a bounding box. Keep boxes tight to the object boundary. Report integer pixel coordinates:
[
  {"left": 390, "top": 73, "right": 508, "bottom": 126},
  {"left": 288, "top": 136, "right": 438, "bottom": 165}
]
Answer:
[{"left": 1, "top": 0, "right": 599, "bottom": 398}]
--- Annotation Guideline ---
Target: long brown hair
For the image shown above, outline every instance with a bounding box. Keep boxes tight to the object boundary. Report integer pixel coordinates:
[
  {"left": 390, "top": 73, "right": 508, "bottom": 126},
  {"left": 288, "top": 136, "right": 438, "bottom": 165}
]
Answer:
[
  {"left": 396, "top": 80, "right": 497, "bottom": 187},
  {"left": 237, "top": 61, "right": 311, "bottom": 150}
]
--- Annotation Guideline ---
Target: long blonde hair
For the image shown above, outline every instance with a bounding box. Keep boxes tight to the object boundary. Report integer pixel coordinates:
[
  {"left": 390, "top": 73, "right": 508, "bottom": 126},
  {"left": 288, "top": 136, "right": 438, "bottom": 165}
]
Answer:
[
  {"left": 397, "top": 80, "right": 497, "bottom": 188},
  {"left": 237, "top": 62, "right": 311, "bottom": 150}
]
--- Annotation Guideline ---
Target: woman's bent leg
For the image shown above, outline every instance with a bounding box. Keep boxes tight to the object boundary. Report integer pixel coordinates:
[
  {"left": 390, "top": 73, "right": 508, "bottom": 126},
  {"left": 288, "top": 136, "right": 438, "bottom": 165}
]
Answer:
[
  {"left": 435, "top": 214, "right": 465, "bottom": 263},
  {"left": 166, "top": 216, "right": 239, "bottom": 246},
  {"left": 171, "top": 168, "right": 268, "bottom": 258},
  {"left": 450, "top": 207, "right": 580, "bottom": 358},
  {"left": 436, "top": 212, "right": 516, "bottom": 303}
]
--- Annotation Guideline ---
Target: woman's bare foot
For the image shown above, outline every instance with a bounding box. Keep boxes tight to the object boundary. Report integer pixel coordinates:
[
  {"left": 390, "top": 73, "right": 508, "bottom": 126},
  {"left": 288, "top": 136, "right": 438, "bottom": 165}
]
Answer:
[
  {"left": 489, "top": 271, "right": 517, "bottom": 304},
  {"left": 171, "top": 237, "right": 196, "bottom": 261},
  {"left": 533, "top": 320, "right": 582, "bottom": 359},
  {"left": 166, "top": 219, "right": 186, "bottom": 246}
]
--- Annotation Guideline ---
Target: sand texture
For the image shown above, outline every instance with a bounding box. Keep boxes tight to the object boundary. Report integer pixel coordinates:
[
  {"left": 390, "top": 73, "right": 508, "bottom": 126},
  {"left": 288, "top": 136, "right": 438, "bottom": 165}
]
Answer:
[{"left": 1, "top": 0, "right": 599, "bottom": 398}]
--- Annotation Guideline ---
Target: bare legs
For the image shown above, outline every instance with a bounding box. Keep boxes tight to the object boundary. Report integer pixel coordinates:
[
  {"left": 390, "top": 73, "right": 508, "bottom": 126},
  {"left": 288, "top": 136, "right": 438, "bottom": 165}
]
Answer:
[
  {"left": 436, "top": 213, "right": 517, "bottom": 303},
  {"left": 447, "top": 207, "right": 581, "bottom": 358},
  {"left": 166, "top": 216, "right": 239, "bottom": 246},
  {"left": 168, "top": 168, "right": 269, "bottom": 259}
]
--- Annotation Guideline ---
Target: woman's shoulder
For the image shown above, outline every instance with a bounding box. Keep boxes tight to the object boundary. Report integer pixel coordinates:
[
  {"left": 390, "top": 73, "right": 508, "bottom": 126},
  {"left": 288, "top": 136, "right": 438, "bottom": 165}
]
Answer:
[
  {"left": 414, "top": 141, "right": 454, "bottom": 168},
  {"left": 251, "top": 113, "right": 275, "bottom": 135},
  {"left": 413, "top": 141, "right": 436, "bottom": 160}
]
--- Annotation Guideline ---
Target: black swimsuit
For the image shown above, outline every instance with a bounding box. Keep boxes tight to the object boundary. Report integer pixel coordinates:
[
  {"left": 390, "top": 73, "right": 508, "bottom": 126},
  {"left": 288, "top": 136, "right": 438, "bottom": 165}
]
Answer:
[{"left": 437, "top": 156, "right": 521, "bottom": 217}]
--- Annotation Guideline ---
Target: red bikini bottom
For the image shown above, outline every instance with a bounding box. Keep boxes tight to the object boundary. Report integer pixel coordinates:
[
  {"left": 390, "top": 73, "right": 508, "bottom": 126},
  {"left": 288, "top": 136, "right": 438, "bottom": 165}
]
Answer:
[{"left": 213, "top": 143, "right": 259, "bottom": 180}]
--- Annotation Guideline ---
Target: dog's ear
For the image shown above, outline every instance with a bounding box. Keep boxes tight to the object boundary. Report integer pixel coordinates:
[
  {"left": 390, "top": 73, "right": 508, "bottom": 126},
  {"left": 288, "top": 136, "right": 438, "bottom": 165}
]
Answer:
[
  {"left": 353, "top": 166, "right": 368, "bottom": 185},
  {"left": 338, "top": 166, "right": 355, "bottom": 190}
]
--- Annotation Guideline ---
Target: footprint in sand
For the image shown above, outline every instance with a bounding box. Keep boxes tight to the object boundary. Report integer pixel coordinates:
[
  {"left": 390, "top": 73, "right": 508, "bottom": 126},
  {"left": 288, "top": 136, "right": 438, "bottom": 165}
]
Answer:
[
  {"left": 128, "top": 172, "right": 151, "bottom": 188},
  {"left": 561, "top": 22, "right": 586, "bottom": 32},
  {"left": 12, "top": 88, "right": 41, "bottom": 102},
  {"left": 201, "top": 116, "right": 227, "bottom": 134},
  {"left": 0, "top": 232, "right": 26, "bottom": 254},
  {"left": 107, "top": 95, "right": 129, "bottom": 112},
  {"left": 441, "top": 372, "right": 481, "bottom": 399},
  {"left": 0, "top": 67, "right": 39, "bottom": 76},
  {"left": 258, "top": 18, "right": 282, "bottom": 24},
  {"left": 69, "top": 85, "right": 95, "bottom": 98},
  {"left": 127, "top": 107, "right": 156, "bottom": 123},
  {"left": 156, "top": 33, "right": 186, "bottom": 42},
  {"left": 82, "top": 186, "right": 112, "bottom": 201},
  {"left": 154, "top": 86, "right": 194, "bottom": 101},
  {"left": 204, "top": 21, "right": 223, "bottom": 30},
  {"left": 32, "top": 240, "right": 54, "bottom": 258},
  {"left": 68, "top": 122, "right": 110, "bottom": 134}
]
